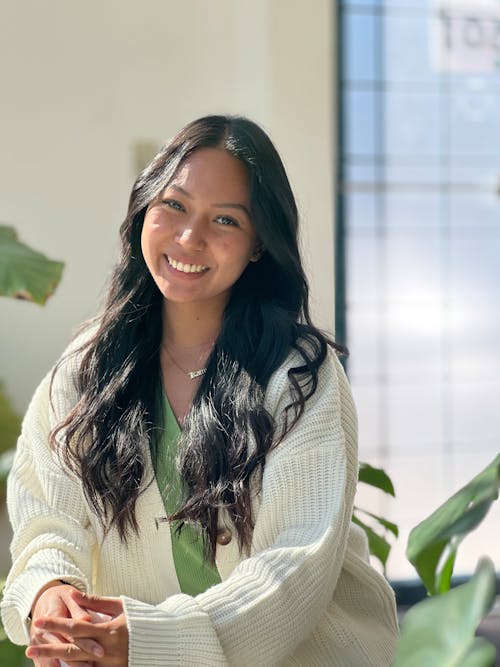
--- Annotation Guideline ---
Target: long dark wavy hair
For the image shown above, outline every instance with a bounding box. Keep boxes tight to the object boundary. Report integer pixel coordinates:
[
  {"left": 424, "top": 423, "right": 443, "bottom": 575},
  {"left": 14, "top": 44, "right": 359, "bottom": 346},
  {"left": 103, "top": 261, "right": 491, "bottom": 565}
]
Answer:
[{"left": 51, "top": 115, "right": 343, "bottom": 561}]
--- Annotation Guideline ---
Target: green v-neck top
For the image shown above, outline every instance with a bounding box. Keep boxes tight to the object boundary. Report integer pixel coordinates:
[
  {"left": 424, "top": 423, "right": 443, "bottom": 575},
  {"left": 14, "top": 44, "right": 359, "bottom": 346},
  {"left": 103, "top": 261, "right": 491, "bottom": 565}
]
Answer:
[{"left": 153, "top": 392, "right": 221, "bottom": 596}]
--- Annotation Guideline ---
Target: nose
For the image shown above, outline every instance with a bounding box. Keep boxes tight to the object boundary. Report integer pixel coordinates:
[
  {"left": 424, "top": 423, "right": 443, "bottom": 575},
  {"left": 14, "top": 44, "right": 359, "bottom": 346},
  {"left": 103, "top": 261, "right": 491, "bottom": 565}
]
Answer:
[{"left": 175, "top": 217, "right": 207, "bottom": 251}]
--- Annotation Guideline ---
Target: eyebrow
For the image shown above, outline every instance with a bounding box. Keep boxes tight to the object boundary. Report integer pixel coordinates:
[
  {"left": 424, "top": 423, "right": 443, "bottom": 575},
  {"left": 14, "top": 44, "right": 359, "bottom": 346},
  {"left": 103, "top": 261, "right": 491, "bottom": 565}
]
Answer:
[{"left": 169, "top": 185, "right": 251, "bottom": 218}]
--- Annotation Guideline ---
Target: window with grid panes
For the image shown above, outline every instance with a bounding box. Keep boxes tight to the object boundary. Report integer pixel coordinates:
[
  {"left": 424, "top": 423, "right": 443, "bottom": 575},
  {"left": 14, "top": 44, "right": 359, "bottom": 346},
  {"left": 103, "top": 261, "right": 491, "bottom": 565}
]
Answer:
[{"left": 337, "top": 0, "right": 500, "bottom": 580}]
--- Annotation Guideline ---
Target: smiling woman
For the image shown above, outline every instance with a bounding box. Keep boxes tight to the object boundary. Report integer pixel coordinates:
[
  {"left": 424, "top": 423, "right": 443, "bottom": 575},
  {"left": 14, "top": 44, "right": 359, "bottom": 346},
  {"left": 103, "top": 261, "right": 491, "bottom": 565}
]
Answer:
[
  {"left": 141, "top": 148, "right": 260, "bottom": 311},
  {"left": 0, "top": 115, "right": 399, "bottom": 666}
]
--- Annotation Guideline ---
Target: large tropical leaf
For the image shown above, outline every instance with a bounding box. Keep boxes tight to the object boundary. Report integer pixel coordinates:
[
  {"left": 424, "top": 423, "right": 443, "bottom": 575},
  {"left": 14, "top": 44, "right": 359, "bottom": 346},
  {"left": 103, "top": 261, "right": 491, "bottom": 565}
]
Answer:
[
  {"left": 0, "top": 225, "right": 64, "bottom": 305},
  {"left": 393, "top": 557, "right": 497, "bottom": 667},
  {"left": 407, "top": 455, "right": 500, "bottom": 595}
]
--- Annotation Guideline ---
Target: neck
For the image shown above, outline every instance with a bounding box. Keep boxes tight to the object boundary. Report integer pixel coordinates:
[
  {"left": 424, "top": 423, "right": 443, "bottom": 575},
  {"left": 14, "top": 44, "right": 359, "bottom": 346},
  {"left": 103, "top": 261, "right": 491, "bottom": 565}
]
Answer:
[{"left": 161, "top": 299, "right": 225, "bottom": 350}]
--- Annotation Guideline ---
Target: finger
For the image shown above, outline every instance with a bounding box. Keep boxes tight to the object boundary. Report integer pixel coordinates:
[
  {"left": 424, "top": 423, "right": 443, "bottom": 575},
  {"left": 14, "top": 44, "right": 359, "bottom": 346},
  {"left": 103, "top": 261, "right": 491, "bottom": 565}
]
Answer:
[
  {"left": 32, "top": 627, "right": 104, "bottom": 661},
  {"left": 34, "top": 617, "right": 94, "bottom": 639},
  {"left": 26, "top": 640, "right": 99, "bottom": 662},
  {"left": 42, "top": 661, "right": 93, "bottom": 667},
  {"left": 64, "top": 593, "right": 93, "bottom": 623},
  {"left": 32, "top": 627, "right": 67, "bottom": 645},
  {"left": 71, "top": 590, "right": 123, "bottom": 616},
  {"left": 73, "top": 637, "right": 104, "bottom": 658},
  {"left": 30, "top": 656, "right": 60, "bottom": 667}
]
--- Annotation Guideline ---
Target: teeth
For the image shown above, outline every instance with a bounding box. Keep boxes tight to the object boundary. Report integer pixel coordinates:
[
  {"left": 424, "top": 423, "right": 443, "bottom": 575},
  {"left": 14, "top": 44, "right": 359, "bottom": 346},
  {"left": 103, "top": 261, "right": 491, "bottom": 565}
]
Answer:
[{"left": 168, "top": 256, "right": 207, "bottom": 273}]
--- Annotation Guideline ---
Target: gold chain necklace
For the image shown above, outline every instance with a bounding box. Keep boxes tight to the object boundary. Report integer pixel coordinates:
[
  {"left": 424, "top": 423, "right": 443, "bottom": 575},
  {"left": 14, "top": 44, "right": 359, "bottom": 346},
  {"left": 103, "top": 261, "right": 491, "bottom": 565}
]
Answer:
[{"left": 163, "top": 345, "right": 208, "bottom": 380}]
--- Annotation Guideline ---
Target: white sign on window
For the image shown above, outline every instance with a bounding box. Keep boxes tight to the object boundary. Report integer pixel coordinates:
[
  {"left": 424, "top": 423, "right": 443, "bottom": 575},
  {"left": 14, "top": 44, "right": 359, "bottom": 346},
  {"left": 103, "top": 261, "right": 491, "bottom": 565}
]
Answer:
[{"left": 431, "top": 0, "right": 500, "bottom": 73}]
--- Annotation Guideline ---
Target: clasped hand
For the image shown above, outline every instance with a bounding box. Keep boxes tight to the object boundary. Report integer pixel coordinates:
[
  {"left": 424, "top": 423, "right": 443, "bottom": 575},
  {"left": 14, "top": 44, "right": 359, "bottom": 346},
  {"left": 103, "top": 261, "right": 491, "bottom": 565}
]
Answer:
[{"left": 27, "top": 584, "right": 128, "bottom": 667}]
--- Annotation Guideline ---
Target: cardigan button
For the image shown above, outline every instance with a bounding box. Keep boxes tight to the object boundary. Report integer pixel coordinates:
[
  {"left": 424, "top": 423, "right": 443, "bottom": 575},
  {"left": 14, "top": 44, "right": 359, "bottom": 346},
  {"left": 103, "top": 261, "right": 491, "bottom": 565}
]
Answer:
[{"left": 216, "top": 528, "right": 232, "bottom": 546}]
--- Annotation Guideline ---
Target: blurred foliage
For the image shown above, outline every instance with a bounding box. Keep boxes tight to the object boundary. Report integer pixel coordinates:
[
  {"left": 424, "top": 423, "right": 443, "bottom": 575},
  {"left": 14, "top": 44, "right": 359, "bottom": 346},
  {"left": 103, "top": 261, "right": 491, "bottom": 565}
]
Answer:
[
  {"left": 394, "top": 557, "right": 497, "bottom": 667},
  {"left": 0, "top": 383, "right": 21, "bottom": 455},
  {"left": 0, "top": 225, "right": 64, "bottom": 305},
  {"left": 358, "top": 459, "right": 498, "bottom": 665},
  {"left": 0, "top": 383, "right": 21, "bottom": 500},
  {"left": 0, "top": 224, "right": 63, "bottom": 492},
  {"left": 0, "top": 226, "right": 63, "bottom": 661},
  {"left": 407, "top": 455, "right": 500, "bottom": 596}
]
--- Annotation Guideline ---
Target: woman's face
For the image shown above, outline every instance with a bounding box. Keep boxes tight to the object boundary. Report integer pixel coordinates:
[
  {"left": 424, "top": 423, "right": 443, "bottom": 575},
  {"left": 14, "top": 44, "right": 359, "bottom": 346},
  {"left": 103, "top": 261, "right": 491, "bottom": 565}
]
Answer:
[{"left": 141, "top": 147, "right": 258, "bottom": 312}]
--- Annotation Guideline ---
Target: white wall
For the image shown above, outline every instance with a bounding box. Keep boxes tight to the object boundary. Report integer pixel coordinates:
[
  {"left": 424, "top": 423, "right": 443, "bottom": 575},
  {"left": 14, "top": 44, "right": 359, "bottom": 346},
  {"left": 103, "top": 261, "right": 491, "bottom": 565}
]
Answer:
[{"left": 0, "top": 0, "right": 335, "bottom": 415}]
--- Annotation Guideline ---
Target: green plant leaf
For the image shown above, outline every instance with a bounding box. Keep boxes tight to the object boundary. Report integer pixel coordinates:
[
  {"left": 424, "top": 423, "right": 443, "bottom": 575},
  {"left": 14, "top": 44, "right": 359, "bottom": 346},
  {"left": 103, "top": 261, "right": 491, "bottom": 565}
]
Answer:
[
  {"left": 352, "top": 515, "right": 391, "bottom": 569},
  {"left": 0, "top": 225, "right": 64, "bottom": 305},
  {"left": 0, "top": 382, "right": 21, "bottom": 455},
  {"left": 407, "top": 454, "right": 500, "bottom": 595},
  {"left": 354, "top": 464, "right": 397, "bottom": 569},
  {"left": 460, "top": 637, "right": 498, "bottom": 667},
  {"left": 354, "top": 507, "right": 399, "bottom": 538},
  {"left": 437, "top": 547, "right": 457, "bottom": 594},
  {"left": 393, "top": 557, "right": 497, "bottom": 667},
  {"left": 358, "top": 463, "right": 395, "bottom": 497}
]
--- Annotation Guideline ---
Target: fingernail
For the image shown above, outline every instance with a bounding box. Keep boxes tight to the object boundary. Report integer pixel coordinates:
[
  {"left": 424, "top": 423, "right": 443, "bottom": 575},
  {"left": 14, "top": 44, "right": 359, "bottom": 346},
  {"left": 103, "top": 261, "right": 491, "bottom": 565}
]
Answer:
[{"left": 92, "top": 644, "right": 104, "bottom": 657}]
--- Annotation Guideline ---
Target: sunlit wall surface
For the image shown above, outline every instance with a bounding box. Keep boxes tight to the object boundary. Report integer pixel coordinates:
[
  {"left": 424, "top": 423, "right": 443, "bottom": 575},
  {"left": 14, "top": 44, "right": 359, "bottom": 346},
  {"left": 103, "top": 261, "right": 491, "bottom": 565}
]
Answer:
[{"left": 339, "top": 0, "right": 500, "bottom": 579}]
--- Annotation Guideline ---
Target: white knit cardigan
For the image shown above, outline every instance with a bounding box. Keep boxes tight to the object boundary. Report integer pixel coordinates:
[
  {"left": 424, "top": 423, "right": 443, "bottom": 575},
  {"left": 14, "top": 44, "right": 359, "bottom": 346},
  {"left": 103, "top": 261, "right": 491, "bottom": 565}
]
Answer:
[{"left": 1, "top": 346, "right": 399, "bottom": 666}]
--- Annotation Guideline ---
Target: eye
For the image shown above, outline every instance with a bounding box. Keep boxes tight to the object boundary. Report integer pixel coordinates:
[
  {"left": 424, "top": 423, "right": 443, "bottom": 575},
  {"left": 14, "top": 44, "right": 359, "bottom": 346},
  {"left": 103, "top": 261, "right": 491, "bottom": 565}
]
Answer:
[
  {"left": 161, "top": 198, "right": 185, "bottom": 212},
  {"left": 215, "top": 215, "right": 239, "bottom": 228}
]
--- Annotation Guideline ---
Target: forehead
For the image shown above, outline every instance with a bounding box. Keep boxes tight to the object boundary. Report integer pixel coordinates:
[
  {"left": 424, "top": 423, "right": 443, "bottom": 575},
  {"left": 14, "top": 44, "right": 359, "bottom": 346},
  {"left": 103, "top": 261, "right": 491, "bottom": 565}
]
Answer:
[{"left": 167, "top": 148, "right": 250, "bottom": 201}]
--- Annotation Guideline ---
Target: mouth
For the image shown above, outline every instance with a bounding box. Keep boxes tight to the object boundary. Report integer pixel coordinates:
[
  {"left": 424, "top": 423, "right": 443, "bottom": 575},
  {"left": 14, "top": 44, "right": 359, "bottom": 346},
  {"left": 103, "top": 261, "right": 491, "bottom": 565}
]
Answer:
[{"left": 166, "top": 255, "right": 209, "bottom": 274}]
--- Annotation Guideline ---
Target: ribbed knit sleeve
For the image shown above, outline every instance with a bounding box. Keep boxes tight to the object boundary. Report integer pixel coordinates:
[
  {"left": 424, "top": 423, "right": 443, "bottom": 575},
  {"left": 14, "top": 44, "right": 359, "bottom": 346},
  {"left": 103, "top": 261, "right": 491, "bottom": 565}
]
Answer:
[
  {"left": 0, "top": 372, "right": 94, "bottom": 645},
  {"left": 122, "top": 350, "right": 358, "bottom": 666}
]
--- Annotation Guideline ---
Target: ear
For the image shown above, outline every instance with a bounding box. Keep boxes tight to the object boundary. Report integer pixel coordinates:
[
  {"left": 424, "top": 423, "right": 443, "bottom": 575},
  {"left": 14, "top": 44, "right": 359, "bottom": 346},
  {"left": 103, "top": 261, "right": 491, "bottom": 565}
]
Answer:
[{"left": 250, "top": 241, "right": 264, "bottom": 263}]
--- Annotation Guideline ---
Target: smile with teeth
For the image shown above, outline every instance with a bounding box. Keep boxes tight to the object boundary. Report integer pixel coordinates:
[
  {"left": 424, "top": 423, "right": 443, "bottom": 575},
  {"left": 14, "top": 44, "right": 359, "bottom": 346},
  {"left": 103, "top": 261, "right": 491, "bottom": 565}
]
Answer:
[{"left": 167, "top": 256, "right": 208, "bottom": 274}]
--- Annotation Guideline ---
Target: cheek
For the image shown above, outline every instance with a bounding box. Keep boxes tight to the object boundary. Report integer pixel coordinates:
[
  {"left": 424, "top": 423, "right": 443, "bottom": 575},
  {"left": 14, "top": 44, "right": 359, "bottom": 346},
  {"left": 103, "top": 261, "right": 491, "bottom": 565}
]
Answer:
[
  {"left": 141, "top": 214, "right": 163, "bottom": 255},
  {"left": 140, "top": 224, "right": 151, "bottom": 265}
]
